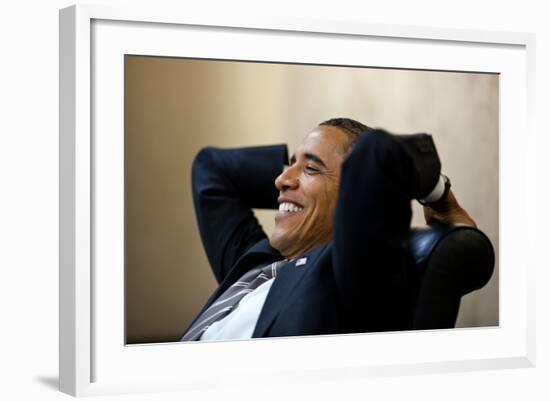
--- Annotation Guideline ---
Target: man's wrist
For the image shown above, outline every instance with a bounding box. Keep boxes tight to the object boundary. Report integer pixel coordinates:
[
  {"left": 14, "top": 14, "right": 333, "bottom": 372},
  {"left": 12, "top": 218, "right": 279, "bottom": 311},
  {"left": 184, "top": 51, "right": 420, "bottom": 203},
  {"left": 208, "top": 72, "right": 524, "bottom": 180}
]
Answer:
[{"left": 418, "top": 174, "right": 451, "bottom": 206}]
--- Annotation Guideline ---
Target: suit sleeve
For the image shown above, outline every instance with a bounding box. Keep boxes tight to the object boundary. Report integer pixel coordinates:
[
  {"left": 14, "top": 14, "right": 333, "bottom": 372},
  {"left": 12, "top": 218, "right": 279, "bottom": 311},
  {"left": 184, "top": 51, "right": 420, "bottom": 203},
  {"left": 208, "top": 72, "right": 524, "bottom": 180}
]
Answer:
[
  {"left": 191, "top": 144, "right": 288, "bottom": 283},
  {"left": 331, "top": 130, "right": 416, "bottom": 332}
]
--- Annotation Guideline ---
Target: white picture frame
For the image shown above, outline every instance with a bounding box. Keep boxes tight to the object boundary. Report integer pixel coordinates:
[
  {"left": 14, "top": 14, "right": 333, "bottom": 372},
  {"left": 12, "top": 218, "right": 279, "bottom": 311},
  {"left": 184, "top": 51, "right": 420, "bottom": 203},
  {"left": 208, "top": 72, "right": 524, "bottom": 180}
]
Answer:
[{"left": 59, "top": 4, "right": 536, "bottom": 397}]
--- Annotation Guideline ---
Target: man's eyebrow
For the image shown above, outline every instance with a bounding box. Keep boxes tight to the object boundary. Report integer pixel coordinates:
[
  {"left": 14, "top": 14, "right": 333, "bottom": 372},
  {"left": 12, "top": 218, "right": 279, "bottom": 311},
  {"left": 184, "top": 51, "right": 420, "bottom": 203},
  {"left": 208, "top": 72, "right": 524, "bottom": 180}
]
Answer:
[{"left": 289, "top": 152, "right": 327, "bottom": 168}]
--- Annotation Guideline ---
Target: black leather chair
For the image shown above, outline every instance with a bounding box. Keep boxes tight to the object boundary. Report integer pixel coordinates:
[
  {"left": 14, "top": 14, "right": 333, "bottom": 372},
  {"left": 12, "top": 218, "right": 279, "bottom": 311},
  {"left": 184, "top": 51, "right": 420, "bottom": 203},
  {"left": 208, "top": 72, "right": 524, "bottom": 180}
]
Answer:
[{"left": 408, "top": 223, "right": 495, "bottom": 330}]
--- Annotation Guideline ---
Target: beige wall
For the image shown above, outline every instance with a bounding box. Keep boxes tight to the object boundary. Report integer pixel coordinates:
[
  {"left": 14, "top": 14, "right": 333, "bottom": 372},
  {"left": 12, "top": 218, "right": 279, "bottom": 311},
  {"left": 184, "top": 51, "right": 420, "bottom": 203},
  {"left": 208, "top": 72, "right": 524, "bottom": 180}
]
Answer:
[{"left": 125, "top": 55, "right": 499, "bottom": 344}]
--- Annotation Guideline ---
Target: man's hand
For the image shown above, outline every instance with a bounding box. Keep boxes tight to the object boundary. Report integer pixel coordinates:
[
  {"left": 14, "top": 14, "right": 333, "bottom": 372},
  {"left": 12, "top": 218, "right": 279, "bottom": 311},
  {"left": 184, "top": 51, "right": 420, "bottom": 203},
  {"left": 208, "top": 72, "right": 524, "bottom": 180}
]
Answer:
[{"left": 422, "top": 189, "right": 477, "bottom": 227}]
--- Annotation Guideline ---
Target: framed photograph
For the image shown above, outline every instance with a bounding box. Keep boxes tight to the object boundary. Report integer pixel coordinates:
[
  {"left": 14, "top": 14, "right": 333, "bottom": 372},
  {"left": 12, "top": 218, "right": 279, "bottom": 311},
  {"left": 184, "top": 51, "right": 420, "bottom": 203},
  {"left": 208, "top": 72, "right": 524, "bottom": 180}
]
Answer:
[{"left": 59, "top": 4, "right": 535, "bottom": 397}]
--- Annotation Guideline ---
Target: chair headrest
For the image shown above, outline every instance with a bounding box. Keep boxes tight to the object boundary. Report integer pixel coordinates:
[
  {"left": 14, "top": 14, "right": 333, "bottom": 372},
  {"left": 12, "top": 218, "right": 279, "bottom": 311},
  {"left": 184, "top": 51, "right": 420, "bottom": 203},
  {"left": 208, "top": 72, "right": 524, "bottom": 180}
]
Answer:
[{"left": 409, "top": 223, "right": 495, "bottom": 295}]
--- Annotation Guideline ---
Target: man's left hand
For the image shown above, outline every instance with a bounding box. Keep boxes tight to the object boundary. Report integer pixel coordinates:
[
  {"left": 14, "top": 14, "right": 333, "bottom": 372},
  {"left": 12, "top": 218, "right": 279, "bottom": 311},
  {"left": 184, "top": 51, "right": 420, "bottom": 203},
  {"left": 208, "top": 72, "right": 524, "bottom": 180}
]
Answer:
[{"left": 422, "top": 189, "right": 477, "bottom": 227}]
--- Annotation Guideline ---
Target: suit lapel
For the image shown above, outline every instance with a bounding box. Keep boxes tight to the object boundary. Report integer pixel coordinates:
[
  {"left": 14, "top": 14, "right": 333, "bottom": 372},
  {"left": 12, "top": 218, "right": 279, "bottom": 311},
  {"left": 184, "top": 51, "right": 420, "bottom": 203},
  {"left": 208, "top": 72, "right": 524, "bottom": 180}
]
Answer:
[
  {"left": 252, "top": 252, "right": 317, "bottom": 337},
  {"left": 208, "top": 239, "right": 282, "bottom": 307},
  {"left": 184, "top": 240, "right": 323, "bottom": 340},
  {"left": 225, "top": 239, "right": 282, "bottom": 285},
  {"left": 182, "top": 239, "right": 282, "bottom": 336}
]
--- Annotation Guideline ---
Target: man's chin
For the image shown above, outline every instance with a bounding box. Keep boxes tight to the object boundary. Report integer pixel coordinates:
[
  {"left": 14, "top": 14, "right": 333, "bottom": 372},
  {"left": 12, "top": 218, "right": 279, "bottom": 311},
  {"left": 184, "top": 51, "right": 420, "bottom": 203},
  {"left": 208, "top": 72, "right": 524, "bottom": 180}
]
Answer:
[
  {"left": 268, "top": 231, "right": 283, "bottom": 252},
  {"left": 269, "top": 228, "right": 291, "bottom": 255}
]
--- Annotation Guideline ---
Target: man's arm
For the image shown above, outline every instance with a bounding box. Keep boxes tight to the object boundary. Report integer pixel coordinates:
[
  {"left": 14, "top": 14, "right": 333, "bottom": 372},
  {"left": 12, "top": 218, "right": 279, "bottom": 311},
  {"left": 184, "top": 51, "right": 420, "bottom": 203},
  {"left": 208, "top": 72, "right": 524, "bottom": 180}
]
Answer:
[
  {"left": 330, "top": 130, "right": 477, "bottom": 332},
  {"left": 191, "top": 144, "right": 288, "bottom": 283},
  {"left": 331, "top": 130, "right": 418, "bottom": 332}
]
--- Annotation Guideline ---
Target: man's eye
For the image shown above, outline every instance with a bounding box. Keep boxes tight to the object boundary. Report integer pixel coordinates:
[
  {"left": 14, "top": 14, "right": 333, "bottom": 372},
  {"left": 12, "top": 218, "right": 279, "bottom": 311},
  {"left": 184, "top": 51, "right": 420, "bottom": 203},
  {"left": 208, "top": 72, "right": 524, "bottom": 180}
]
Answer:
[{"left": 305, "top": 165, "right": 320, "bottom": 173}]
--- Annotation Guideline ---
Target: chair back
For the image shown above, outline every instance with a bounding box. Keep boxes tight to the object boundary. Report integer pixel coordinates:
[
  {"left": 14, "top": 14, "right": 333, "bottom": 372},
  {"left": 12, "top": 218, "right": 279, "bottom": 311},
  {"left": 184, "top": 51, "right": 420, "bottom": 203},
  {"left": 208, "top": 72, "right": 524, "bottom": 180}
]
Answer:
[{"left": 408, "top": 224, "right": 495, "bottom": 329}]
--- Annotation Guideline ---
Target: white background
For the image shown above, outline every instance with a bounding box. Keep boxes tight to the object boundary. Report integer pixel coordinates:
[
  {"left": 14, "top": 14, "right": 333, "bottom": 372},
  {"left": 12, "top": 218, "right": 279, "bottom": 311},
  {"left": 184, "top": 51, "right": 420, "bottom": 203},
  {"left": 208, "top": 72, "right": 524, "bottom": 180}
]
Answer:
[{"left": 0, "top": 0, "right": 547, "bottom": 400}]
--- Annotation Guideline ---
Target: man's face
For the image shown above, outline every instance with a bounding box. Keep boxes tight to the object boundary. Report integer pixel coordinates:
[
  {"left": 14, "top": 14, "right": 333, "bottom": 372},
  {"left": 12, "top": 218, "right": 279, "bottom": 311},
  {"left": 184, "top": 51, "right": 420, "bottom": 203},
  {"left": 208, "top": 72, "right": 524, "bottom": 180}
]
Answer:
[{"left": 269, "top": 125, "right": 350, "bottom": 258}]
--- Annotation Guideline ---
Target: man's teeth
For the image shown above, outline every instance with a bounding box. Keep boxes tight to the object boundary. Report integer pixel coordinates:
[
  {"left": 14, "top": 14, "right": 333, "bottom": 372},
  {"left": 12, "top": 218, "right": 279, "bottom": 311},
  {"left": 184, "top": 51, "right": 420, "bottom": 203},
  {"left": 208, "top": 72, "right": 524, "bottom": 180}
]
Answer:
[{"left": 278, "top": 202, "right": 304, "bottom": 213}]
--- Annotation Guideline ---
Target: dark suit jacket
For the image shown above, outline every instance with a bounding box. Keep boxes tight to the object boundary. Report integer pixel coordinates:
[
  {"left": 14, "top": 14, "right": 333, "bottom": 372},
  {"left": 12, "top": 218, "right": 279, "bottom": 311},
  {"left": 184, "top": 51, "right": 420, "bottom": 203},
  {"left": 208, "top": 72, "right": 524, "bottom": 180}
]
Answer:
[{"left": 183, "top": 132, "right": 417, "bottom": 339}]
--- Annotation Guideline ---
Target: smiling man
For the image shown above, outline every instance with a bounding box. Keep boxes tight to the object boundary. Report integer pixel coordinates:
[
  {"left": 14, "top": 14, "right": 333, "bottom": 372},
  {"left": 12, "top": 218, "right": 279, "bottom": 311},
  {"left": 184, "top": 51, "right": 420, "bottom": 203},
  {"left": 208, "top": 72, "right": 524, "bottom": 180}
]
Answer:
[
  {"left": 180, "top": 118, "right": 475, "bottom": 341},
  {"left": 270, "top": 125, "right": 345, "bottom": 260}
]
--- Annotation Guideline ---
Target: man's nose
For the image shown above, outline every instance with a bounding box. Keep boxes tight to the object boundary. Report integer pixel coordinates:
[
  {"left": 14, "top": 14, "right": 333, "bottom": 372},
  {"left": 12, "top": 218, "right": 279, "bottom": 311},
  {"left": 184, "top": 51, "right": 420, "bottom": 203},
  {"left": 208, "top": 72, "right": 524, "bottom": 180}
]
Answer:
[{"left": 275, "top": 166, "right": 299, "bottom": 191}]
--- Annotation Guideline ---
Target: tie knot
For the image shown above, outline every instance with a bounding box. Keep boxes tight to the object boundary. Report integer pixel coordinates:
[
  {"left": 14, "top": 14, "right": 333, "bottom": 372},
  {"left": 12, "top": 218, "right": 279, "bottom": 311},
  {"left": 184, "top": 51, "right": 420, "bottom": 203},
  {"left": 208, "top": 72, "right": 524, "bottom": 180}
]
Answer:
[{"left": 260, "top": 259, "right": 285, "bottom": 280}]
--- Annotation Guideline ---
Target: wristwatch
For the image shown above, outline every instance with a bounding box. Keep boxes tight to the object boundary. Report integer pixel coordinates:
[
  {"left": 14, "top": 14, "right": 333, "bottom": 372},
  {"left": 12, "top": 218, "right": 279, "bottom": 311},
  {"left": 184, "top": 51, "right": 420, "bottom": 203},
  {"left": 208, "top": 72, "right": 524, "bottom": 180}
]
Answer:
[{"left": 418, "top": 174, "right": 451, "bottom": 206}]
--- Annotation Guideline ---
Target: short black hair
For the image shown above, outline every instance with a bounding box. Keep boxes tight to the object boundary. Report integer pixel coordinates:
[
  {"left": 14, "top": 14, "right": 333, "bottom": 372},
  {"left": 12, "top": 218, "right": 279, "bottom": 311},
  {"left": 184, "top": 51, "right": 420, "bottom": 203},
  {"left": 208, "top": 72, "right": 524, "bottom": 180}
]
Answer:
[{"left": 318, "top": 117, "right": 371, "bottom": 151}]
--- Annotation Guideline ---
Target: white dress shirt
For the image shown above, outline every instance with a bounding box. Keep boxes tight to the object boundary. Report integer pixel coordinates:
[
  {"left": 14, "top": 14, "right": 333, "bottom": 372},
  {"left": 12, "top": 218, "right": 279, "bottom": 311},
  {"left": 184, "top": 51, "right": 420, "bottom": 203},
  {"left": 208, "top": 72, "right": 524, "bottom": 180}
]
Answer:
[{"left": 200, "top": 277, "right": 275, "bottom": 341}]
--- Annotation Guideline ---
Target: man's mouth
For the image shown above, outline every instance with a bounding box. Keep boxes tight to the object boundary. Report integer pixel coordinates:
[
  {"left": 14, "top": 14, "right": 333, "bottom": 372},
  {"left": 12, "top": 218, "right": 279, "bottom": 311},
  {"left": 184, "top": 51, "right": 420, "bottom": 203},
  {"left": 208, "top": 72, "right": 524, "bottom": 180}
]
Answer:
[{"left": 278, "top": 202, "right": 304, "bottom": 214}]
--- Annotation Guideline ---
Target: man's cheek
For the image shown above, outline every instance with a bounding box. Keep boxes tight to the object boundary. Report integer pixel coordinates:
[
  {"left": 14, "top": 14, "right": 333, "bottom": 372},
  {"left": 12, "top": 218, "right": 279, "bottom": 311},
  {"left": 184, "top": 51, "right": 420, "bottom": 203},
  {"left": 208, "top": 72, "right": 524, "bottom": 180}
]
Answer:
[
  {"left": 287, "top": 212, "right": 308, "bottom": 237},
  {"left": 291, "top": 207, "right": 313, "bottom": 240}
]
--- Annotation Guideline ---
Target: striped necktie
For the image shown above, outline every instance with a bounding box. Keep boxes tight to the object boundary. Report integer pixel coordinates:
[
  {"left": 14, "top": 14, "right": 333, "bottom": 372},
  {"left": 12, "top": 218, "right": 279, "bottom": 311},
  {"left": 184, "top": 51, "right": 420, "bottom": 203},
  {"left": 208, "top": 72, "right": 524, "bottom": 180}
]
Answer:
[{"left": 181, "top": 260, "right": 285, "bottom": 341}]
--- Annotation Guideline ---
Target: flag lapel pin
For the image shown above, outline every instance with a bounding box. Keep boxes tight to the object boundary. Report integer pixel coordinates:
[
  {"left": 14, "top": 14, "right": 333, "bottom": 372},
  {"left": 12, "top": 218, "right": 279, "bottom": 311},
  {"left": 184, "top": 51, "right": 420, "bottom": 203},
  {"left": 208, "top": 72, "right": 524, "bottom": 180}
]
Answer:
[{"left": 295, "top": 257, "right": 308, "bottom": 267}]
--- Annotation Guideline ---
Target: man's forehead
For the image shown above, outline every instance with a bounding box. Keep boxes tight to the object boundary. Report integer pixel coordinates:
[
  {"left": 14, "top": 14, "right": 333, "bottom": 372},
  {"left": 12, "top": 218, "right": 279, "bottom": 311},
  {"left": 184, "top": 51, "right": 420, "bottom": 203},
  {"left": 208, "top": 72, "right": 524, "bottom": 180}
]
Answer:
[{"left": 295, "top": 126, "right": 349, "bottom": 157}]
